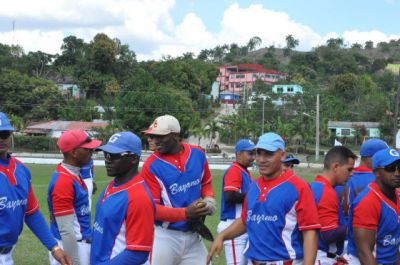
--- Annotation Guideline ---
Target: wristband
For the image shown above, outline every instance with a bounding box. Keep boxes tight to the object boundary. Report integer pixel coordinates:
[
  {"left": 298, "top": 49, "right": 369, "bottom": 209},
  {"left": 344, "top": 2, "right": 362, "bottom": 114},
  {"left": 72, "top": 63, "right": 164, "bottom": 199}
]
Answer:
[{"left": 51, "top": 245, "right": 61, "bottom": 255}]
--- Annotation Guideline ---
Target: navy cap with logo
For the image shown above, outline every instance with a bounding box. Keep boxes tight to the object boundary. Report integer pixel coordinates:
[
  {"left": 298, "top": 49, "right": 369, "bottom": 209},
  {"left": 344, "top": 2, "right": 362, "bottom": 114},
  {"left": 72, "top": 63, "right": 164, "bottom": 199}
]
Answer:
[
  {"left": 372, "top": 148, "right": 400, "bottom": 169},
  {"left": 0, "top": 112, "right": 15, "bottom": 131},
  {"left": 282, "top": 154, "right": 300, "bottom": 164},
  {"left": 235, "top": 139, "right": 256, "bottom": 152},
  {"left": 96, "top": 132, "right": 142, "bottom": 157}
]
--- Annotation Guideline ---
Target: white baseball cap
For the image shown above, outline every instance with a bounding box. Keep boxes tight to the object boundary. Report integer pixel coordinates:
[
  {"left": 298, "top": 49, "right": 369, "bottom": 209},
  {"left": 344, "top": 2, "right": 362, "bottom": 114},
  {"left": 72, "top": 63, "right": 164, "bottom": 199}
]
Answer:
[{"left": 143, "top": 115, "right": 181, "bottom": 135}]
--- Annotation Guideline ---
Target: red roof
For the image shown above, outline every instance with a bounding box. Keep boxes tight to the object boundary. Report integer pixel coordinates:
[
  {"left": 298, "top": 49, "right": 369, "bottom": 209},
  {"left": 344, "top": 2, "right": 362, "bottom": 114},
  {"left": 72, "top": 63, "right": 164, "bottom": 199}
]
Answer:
[
  {"left": 24, "top": 121, "right": 109, "bottom": 132},
  {"left": 220, "top": 64, "right": 287, "bottom": 76}
]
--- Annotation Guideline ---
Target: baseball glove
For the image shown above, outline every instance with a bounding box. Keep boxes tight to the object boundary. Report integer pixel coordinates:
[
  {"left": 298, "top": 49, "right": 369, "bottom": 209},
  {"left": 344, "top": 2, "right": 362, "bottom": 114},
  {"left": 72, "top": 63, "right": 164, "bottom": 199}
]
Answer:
[{"left": 186, "top": 216, "right": 214, "bottom": 241}]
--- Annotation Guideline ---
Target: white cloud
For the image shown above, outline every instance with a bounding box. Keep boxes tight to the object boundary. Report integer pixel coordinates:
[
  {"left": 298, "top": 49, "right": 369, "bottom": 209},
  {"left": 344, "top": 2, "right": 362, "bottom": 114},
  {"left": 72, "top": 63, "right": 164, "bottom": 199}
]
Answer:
[{"left": 0, "top": 1, "right": 399, "bottom": 60}]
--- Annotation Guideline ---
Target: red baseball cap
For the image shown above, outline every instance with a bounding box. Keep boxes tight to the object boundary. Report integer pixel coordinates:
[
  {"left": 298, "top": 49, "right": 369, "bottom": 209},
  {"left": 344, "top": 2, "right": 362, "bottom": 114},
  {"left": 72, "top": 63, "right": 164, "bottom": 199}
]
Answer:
[{"left": 57, "top": 130, "right": 102, "bottom": 153}]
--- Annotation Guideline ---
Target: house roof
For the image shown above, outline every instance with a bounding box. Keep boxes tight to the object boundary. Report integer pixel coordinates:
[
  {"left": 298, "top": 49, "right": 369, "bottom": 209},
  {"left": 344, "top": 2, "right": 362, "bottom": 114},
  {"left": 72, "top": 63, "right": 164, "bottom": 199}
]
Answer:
[
  {"left": 220, "top": 64, "right": 287, "bottom": 76},
  {"left": 24, "top": 121, "right": 109, "bottom": 134},
  {"left": 328, "top": 121, "right": 380, "bottom": 128}
]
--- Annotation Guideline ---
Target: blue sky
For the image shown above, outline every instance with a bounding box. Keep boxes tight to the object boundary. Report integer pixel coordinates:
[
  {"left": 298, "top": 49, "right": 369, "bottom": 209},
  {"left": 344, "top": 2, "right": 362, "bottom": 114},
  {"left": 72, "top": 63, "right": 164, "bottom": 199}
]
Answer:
[{"left": 0, "top": 0, "right": 399, "bottom": 60}]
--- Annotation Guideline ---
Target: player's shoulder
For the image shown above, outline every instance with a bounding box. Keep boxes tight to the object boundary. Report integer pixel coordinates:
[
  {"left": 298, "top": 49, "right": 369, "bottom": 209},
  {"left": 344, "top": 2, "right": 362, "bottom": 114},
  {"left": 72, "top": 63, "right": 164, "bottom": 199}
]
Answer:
[
  {"left": 353, "top": 184, "right": 378, "bottom": 206},
  {"left": 184, "top": 143, "right": 207, "bottom": 157},
  {"left": 142, "top": 153, "right": 158, "bottom": 167},
  {"left": 288, "top": 174, "right": 310, "bottom": 188}
]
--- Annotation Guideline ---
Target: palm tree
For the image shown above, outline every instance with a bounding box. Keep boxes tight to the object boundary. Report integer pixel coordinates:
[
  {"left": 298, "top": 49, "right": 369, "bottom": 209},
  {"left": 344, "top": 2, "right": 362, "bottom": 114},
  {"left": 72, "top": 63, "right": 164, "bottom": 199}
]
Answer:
[
  {"left": 204, "top": 120, "right": 221, "bottom": 148},
  {"left": 247, "top": 36, "right": 262, "bottom": 52}
]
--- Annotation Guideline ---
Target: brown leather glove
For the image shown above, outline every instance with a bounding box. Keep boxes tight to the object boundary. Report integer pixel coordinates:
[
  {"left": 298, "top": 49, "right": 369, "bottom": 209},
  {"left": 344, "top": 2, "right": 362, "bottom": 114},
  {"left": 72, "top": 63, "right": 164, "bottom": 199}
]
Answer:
[{"left": 186, "top": 216, "right": 214, "bottom": 241}]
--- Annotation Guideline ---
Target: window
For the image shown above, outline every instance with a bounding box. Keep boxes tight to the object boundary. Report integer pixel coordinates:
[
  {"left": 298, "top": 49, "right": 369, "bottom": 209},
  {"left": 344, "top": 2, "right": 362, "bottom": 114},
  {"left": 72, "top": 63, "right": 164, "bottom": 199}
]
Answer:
[
  {"left": 252, "top": 74, "right": 258, "bottom": 78},
  {"left": 287, "top": 87, "right": 294, "bottom": 92},
  {"left": 236, "top": 74, "right": 245, "bottom": 79},
  {"left": 277, "top": 87, "right": 283, "bottom": 93},
  {"left": 341, "top": 129, "right": 351, "bottom": 136},
  {"left": 230, "top": 83, "right": 234, "bottom": 88}
]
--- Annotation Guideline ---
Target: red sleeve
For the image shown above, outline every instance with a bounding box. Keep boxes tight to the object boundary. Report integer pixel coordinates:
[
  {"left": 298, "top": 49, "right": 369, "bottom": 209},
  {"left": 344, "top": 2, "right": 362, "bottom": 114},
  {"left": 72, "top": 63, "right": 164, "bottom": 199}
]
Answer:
[
  {"left": 141, "top": 158, "right": 161, "bottom": 203},
  {"left": 155, "top": 204, "right": 186, "bottom": 222},
  {"left": 293, "top": 179, "right": 321, "bottom": 231},
  {"left": 317, "top": 187, "right": 339, "bottom": 232},
  {"left": 241, "top": 195, "right": 248, "bottom": 224},
  {"left": 352, "top": 192, "right": 380, "bottom": 230},
  {"left": 51, "top": 174, "right": 75, "bottom": 217},
  {"left": 201, "top": 159, "right": 214, "bottom": 198},
  {"left": 25, "top": 183, "right": 39, "bottom": 216},
  {"left": 125, "top": 187, "right": 155, "bottom": 251},
  {"left": 223, "top": 166, "right": 243, "bottom": 192}
]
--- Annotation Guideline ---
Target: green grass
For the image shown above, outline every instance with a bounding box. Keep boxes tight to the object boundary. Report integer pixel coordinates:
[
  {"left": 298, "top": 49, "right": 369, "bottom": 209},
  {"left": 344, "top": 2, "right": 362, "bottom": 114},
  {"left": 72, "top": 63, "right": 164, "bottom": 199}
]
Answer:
[{"left": 12, "top": 164, "right": 320, "bottom": 265}]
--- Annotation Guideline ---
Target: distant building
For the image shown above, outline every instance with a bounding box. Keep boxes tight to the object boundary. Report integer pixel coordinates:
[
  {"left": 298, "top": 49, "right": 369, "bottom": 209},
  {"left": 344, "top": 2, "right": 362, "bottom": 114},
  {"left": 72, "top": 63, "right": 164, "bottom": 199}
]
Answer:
[
  {"left": 219, "top": 92, "right": 241, "bottom": 104},
  {"left": 49, "top": 76, "right": 85, "bottom": 99},
  {"left": 272, "top": 84, "right": 304, "bottom": 94},
  {"left": 23, "top": 121, "right": 109, "bottom": 138},
  {"left": 328, "top": 121, "right": 380, "bottom": 138}
]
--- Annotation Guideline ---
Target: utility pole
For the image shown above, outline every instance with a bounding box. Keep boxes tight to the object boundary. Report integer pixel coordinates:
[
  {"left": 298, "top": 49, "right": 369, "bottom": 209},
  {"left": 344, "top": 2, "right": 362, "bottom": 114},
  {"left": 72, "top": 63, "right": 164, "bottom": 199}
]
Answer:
[
  {"left": 395, "top": 69, "right": 400, "bottom": 148},
  {"left": 262, "top": 98, "right": 265, "bottom": 135},
  {"left": 315, "top": 94, "right": 320, "bottom": 161}
]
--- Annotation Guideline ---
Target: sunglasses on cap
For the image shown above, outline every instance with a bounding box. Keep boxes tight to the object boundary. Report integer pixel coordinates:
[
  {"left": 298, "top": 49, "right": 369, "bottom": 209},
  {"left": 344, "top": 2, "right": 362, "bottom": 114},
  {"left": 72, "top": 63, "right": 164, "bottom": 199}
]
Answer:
[
  {"left": 0, "top": 131, "right": 12, "bottom": 140},
  {"left": 104, "top": 152, "right": 133, "bottom": 161},
  {"left": 380, "top": 163, "right": 400, "bottom": 173}
]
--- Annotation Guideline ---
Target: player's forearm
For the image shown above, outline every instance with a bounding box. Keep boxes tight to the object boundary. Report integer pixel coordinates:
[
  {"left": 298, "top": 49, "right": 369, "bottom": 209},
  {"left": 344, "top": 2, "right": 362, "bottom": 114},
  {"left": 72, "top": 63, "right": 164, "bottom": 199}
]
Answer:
[
  {"left": 320, "top": 224, "right": 347, "bottom": 244},
  {"left": 155, "top": 204, "right": 186, "bottom": 222},
  {"left": 219, "top": 218, "right": 246, "bottom": 241},
  {"left": 56, "top": 215, "right": 81, "bottom": 265},
  {"left": 25, "top": 210, "right": 57, "bottom": 250},
  {"left": 302, "top": 229, "right": 318, "bottom": 265},
  {"left": 357, "top": 246, "right": 378, "bottom": 265}
]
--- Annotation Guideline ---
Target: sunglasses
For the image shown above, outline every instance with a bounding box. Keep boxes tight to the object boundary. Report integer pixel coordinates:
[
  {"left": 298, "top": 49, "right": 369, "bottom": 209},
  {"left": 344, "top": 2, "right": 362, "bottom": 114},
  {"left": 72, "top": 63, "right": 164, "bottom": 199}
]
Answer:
[
  {"left": 0, "top": 131, "right": 12, "bottom": 140},
  {"left": 104, "top": 152, "right": 132, "bottom": 160},
  {"left": 381, "top": 164, "right": 400, "bottom": 173}
]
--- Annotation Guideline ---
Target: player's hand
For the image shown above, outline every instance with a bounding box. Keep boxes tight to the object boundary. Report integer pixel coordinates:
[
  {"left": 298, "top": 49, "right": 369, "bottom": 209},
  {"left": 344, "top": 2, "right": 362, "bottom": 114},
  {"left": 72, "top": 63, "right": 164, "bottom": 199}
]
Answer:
[
  {"left": 92, "top": 181, "right": 98, "bottom": 195},
  {"left": 52, "top": 248, "right": 73, "bottom": 265},
  {"left": 185, "top": 199, "right": 209, "bottom": 219},
  {"left": 206, "top": 234, "right": 224, "bottom": 264}
]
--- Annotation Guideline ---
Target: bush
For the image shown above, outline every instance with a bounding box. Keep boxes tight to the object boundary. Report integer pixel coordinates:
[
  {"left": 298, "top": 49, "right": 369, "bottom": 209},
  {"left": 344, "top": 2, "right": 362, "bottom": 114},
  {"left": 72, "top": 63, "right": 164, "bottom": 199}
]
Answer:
[{"left": 13, "top": 135, "right": 58, "bottom": 152}]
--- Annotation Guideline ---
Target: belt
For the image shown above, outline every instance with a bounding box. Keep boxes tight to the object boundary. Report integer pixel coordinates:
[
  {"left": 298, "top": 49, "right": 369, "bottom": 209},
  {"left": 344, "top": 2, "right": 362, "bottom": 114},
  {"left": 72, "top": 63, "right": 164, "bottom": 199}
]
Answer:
[
  {"left": 252, "top": 260, "right": 293, "bottom": 265},
  {"left": 0, "top": 246, "right": 12, "bottom": 255},
  {"left": 327, "top": 252, "right": 338, "bottom": 259},
  {"left": 77, "top": 238, "right": 91, "bottom": 244}
]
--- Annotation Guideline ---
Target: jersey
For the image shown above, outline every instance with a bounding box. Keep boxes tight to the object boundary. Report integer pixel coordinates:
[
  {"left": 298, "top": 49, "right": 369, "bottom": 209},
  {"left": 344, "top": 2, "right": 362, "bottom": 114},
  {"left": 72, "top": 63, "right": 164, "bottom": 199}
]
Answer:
[
  {"left": 141, "top": 143, "right": 214, "bottom": 232},
  {"left": 220, "top": 162, "right": 252, "bottom": 220},
  {"left": 347, "top": 182, "right": 400, "bottom": 264},
  {"left": 345, "top": 165, "right": 375, "bottom": 209},
  {"left": 80, "top": 160, "right": 94, "bottom": 180},
  {"left": 241, "top": 170, "right": 321, "bottom": 261},
  {"left": 0, "top": 156, "right": 39, "bottom": 247},
  {"left": 91, "top": 175, "right": 155, "bottom": 264},
  {"left": 47, "top": 163, "right": 91, "bottom": 241},
  {"left": 311, "top": 176, "right": 344, "bottom": 254}
]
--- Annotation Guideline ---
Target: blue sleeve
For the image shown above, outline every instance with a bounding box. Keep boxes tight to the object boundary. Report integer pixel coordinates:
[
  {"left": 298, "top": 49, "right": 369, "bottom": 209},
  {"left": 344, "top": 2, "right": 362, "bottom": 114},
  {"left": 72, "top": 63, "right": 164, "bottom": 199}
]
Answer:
[
  {"left": 98, "top": 250, "right": 149, "bottom": 265},
  {"left": 25, "top": 210, "right": 57, "bottom": 250}
]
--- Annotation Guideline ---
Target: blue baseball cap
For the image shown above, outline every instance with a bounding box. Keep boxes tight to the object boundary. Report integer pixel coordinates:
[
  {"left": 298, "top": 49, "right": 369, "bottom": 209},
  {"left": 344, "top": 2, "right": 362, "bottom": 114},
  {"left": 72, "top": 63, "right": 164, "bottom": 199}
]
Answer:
[
  {"left": 0, "top": 112, "right": 15, "bottom": 131},
  {"left": 235, "top": 139, "right": 256, "bottom": 152},
  {"left": 360, "top": 139, "right": 388, "bottom": 157},
  {"left": 372, "top": 148, "right": 400, "bottom": 169},
  {"left": 283, "top": 154, "right": 300, "bottom": 164},
  {"left": 96, "top": 132, "right": 142, "bottom": 156},
  {"left": 256, "top": 132, "right": 285, "bottom": 151}
]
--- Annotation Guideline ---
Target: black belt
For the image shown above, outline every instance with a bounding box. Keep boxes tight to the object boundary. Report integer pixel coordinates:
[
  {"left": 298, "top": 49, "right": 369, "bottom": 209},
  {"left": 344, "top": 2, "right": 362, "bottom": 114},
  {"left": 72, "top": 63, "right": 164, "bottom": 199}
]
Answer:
[
  {"left": 77, "top": 238, "right": 91, "bottom": 244},
  {"left": 327, "top": 252, "right": 337, "bottom": 259},
  {"left": 0, "top": 246, "right": 12, "bottom": 254}
]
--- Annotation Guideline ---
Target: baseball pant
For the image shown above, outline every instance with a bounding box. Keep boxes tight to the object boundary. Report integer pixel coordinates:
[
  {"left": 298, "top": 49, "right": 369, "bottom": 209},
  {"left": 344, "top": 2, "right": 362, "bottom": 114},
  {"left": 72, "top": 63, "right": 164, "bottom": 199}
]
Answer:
[
  {"left": 151, "top": 226, "right": 208, "bottom": 265},
  {"left": 250, "top": 260, "right": 303, "bottom": 265},
  {"left": 342, "top": 254, "right": 360, "bottom": 265},
  {"left": 83, "top": 178, "right": 93, "bottom": 210},
  {"left": 314, "top": 250, "right": 336, "bottom": 265},
  {"left": 49, "top": 240, "right": 90, "bottom": 265},
  {"left": 0, "top": 247, "right": 14, "bottom": 265},
  {"left": 218, "top": 220, "right": 248, "bottom": 265}
]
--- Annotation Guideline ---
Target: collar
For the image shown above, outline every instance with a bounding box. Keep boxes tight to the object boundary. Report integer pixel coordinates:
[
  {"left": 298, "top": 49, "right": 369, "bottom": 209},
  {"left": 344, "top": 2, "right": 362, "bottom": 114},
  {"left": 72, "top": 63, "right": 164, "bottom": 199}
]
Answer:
[
  {"left": 314, "top": 175, "right": 332, "bottom": 186},
  {"left": 352, "top": 165, "right": 372, "bottom": 173},
  {"left": 369, "top": 182, "right": 400, "bottom": 213},
  {"left": 258, "top": 169, "right": 294, "bottom": 188},
  {"left": 60, "top": 162, "right": 81, "bottom": 177}
]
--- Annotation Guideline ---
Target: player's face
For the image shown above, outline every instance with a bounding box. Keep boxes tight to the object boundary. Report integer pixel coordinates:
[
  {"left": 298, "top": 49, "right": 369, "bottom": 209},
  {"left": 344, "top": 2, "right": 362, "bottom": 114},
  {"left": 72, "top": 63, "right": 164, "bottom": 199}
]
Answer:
[
  {"left": 237, "top": 150, "right": 256, "bottom": 167},
  {"left": 74, "top": 147, "right": 93, "bottom": 166},
  {"left": 147, "top": 136, "right": 156, "bottom": 151},
  {"left": 104, "top": 152, "right": 136, "bottom": 177},
  {"left": 377, "top": 162, "right": 400, "bottom": 188},
  {"left": 0, "top": 131, "right": 12, "bottom": 158},
  {"left": 151, "top": 133, "right": 180, "bottom": 154},
  {"left": 256, "top": 148, "right": 285, "bottom": 178},
  {"left": 335, "top": 158, "right": 355, "bottom": 185}
]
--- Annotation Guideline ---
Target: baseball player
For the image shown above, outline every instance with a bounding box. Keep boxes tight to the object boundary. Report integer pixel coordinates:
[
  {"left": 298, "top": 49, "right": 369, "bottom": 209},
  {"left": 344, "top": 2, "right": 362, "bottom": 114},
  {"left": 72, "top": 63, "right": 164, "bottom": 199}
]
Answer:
[
  {"left": 282, "top": 154, "right": 300, "bottom": 172},
  {"left": 80, "top": 159, "right": 97, "bottom": 209},
  {"left": 345, "top": 148, "right": 400, "bottom": 264},
  {"left": 91, "top": 132, "right": 155, "bottom": 265},
  {"left": 310, "top": 146, "right": 357, "bottom": 264},
  {"left": 48, "top": 130, "right": 101, "bottom": 265},
  {"left": 208, "top": 132, "right": 321, "bottom": 265},
  {"left": 218, "top": 139, "right": 255, "bottom": 265},
  {"left": 0, "top": 112, "right": 71, "bottom": 265},
  {"left": 342, "top": 139, "right": 388, "bottom": 217},
  {"left": 141, "top": 114, "right": 216, "bottom": 265}
]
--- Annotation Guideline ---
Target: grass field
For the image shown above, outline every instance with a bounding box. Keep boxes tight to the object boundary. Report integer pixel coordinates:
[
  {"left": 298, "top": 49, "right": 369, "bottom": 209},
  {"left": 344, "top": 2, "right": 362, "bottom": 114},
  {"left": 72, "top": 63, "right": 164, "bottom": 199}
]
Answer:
[{"left": 12, "top": 164, "right": 320, "bottom": 265}]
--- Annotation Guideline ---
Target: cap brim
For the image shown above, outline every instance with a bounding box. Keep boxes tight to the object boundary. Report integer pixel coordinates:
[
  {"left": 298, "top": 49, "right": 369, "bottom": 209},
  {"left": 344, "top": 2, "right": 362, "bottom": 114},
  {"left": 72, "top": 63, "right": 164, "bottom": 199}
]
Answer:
[
  {"left": 142, "top": 128, "right": 172, "bottom": 135},
  {"left": 283, "top": 158, "right": 300, "bottom": 164},
  {"left": 96, "top": 144, "right": 129, "bottom": 154},
  {"left": 80, "top": 139, "right": 102, "bottom": 150},
  {"left": 255, "top": 144, "right": 279, "bottom": 152},
  {"left": 380, "top": 157, "right": 400, "bottom": 168},
  {"left": 0, "top": 126, "right": 16, "bottom": 131},
  {"left": 236, "top": 146, "right": 256, "bottom": 152}
]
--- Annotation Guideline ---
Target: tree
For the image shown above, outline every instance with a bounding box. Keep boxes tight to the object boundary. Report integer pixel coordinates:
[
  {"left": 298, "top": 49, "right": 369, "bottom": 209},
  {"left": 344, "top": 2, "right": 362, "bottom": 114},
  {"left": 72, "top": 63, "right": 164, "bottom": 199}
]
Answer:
[
  {"left": 247, "top": 36, "right": 262, "bottom": 52},
  {"left": 54, "top": 35, "right": 86, "bottom": 67},
  {"left": 326, "top": 38, "right": 344, "bottom": 49},
  {"left": 365, "top": 40, "right": 374, "bottom": 49},
  {"left": 204, "top": 120, "right": 221, "bottom": 148},
  {"left": 284, "top": 34, "right": 299, "bottom": 56}
]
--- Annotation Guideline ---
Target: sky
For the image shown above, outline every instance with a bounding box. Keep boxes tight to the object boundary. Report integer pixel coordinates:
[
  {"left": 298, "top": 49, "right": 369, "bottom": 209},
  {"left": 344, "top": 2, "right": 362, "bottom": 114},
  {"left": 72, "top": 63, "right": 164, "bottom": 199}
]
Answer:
[{"left": 0, "top": 0, "right": 399, "bottom": 61}]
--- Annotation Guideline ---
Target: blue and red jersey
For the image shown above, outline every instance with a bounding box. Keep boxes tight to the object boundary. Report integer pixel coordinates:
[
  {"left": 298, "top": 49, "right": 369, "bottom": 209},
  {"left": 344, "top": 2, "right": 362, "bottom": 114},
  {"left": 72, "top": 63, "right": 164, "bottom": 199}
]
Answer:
[
  {"left": 220, "top": 162, "right": 252, "bottom": 220},
  {"left": 141, "top": 143, "right": 214, "bottom": 232},
  {"left": 345, "top": 165, "right": 375, "bottom": 209},
  {"left": 347, "top": 182, "right": 400, "bottom": 264},
  {"left": 80, "top": 159, "right": 94, "bottom": 180},
  {"left": 47, "top": 163, "right": 91, "bottom": 240},
  {"left": 90, "top": 175, "right": 155, "bottom": 264},
  {"left": 0, "top": 156, "right": 39, "bottom": 247},
  {"left": 241, "top": 171, "right": 321, "bottom": 261},
  {"left": 311, "top": 176, "right": 344, "bottom": 254}
]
